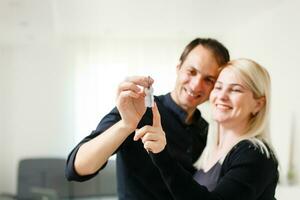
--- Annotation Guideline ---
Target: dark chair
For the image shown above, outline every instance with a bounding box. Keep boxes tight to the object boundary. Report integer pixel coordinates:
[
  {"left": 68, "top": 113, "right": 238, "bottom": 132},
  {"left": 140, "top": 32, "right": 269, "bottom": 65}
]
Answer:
[
  {"left": 0, "top": 158, "right": 70, "bottom": 200},
  {"left": 0, "top": 158, "right": 117, "bottom": 200}
]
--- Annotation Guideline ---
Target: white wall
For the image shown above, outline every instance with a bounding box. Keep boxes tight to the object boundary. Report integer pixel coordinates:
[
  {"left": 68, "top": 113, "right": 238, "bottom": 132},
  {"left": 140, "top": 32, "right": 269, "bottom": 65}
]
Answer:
[
  {"left": 0, "top": 45, "right": 13, "bottom": 192},
  {"left": 0, "top": 41, "right": 75, "bottom": 193}
]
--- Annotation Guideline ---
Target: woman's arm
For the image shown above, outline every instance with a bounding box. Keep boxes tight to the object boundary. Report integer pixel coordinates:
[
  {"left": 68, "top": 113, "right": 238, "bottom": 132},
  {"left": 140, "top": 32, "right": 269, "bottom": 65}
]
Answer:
[{"left": 150, "top": 141, "right": 278, "bottom": 200}]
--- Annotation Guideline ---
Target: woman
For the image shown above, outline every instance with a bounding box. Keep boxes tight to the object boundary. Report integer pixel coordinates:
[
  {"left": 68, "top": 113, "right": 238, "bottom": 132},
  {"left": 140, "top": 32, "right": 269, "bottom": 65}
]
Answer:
[{"left": 134, "top": 58, "right": 279, "bottom": 200}]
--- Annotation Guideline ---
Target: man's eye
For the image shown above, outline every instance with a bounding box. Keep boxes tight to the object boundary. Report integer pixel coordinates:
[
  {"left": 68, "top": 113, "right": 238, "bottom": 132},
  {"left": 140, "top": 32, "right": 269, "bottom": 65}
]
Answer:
[
  {"left": 205, "top": 78, "right": 215, "bottom": 85},
  {"left": 187, "top": 70, "right": 197, "bottom": 75}
]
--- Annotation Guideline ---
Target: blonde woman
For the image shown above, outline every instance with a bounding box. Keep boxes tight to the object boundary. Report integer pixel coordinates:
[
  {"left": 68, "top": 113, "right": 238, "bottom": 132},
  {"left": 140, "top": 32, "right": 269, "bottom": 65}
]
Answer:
[{"left": 135, "top": 58, "right": 278, "bottom": 200}]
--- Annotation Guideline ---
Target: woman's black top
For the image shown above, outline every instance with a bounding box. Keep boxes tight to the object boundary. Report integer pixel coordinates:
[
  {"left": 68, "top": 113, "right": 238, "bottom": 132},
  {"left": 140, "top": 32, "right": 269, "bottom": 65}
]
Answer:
[{"left": 151, "top": 140, "right": 279, "bottom": 200}]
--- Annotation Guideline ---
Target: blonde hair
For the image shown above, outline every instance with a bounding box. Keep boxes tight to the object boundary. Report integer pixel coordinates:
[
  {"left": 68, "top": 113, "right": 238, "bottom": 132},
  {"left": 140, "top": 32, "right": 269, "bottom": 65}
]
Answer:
[{"left": 194, "top": 58, "right": 273, "bottom": 169}]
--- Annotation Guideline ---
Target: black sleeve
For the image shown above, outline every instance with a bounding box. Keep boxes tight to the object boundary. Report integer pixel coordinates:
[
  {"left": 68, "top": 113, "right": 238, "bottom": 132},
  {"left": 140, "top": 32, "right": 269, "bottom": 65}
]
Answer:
[
  {"left": 65, "top": 107, "right": 121, "bottom": 181},
  {"left": 150, "top": 141, "right": 278, "bottom": 200},
  {"left": 150, "top": 148, "right": 214, "bottom": 199},
  {"left": 213, "top": 142, "right": 278, "bottom": 200}
]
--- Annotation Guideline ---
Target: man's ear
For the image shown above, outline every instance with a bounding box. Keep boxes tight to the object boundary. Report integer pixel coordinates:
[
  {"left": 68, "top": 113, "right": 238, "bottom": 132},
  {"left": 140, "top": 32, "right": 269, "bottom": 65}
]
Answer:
[
  {"left": 176, "top": 62, "right": 182, "bottom": 71},
  {"left": 253, "top": 96, "right": 265, "bottom": 115}
]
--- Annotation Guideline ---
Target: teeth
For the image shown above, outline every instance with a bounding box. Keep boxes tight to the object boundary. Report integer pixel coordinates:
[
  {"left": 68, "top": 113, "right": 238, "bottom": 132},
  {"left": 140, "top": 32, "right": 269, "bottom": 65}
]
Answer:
[
  {"left": 186, "top": 90, "right": 200, "bottom": 97},
  {"left": 216, "top": 104, "right": 231, "bottom": 109},
  {"left": 186, "top": 90, "right": 195, "bottom": 96}
]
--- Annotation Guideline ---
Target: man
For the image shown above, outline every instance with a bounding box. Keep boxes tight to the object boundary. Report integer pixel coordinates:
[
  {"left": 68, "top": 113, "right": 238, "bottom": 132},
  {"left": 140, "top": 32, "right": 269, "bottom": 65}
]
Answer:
[{"left": 65, "top": 38, "right": 230, "bottom": 200}]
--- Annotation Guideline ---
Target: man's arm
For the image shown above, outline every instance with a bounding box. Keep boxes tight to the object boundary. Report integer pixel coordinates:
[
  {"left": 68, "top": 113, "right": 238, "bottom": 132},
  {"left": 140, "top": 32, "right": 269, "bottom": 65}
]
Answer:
[
  {"left": 74, "top": 119, "right": 134, "bottom": 175},
  {"left": 66, "top": 76, "right": 153, "bottom": 179}
]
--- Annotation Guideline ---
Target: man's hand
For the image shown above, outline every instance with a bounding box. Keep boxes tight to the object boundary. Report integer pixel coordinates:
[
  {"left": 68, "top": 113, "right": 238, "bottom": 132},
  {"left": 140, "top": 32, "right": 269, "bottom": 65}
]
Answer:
[
  {"left": 116, "top": 76, "right": 154, "bottom": 132},
  {"left": 134, "top": 103, "right": 166, "bottom": 153}
]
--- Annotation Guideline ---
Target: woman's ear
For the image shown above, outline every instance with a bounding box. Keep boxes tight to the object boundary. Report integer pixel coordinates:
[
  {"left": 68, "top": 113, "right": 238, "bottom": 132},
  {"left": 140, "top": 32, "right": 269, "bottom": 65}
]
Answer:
[{"left": 252, "top": 96, "right": 265, "bottom": 115}]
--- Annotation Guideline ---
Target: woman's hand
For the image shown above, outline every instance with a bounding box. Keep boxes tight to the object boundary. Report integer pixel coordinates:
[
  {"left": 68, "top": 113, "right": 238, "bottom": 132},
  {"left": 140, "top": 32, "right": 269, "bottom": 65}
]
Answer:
[
  {"left": 134, "top": 103, "right": 166, "bottom": 153},
  {"left": 116, "top": 76, "right": 153, "bottom": 132}
]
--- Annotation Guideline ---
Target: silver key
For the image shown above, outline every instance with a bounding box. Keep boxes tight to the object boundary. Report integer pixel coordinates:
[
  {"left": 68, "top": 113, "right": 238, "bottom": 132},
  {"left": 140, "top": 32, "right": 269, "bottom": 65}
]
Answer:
[{"left": 145, "top": 77, "right": 154, "bottom": 107}]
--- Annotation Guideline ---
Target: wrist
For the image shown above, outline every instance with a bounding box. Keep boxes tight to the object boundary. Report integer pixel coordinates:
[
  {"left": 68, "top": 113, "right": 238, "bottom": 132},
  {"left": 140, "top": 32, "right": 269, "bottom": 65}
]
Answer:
[{"left": 118, "top": 120, "right": 137, "bottom": 134}]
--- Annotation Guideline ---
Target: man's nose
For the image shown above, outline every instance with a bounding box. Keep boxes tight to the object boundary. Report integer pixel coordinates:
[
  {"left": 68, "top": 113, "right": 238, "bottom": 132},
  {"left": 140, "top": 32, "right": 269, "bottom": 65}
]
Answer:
[{"left": 190, "top": 76, "right": 204, "bottom": 92}]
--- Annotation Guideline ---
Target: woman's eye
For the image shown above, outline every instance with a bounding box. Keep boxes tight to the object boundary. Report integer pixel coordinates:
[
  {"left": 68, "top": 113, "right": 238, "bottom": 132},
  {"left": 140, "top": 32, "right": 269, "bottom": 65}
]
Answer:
[{"left": 231, "top": 88, "right": 242, "bottom": 92}]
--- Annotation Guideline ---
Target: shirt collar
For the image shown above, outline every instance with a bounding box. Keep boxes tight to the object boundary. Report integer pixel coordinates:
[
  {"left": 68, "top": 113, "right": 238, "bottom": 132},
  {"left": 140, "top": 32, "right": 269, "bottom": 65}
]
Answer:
[{"left": 160, "top": 93, "right": 202, "bottom": 125}]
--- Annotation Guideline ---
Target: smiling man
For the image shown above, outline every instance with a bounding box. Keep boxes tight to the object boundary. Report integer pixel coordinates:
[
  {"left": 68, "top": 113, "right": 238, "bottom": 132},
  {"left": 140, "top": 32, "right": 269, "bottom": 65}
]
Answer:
[
  {"left": 172, "top": 43, "right": 223, "bottom": 123},
  {"left": 66, "top": 38, "right": 230, "bottom": 200}
]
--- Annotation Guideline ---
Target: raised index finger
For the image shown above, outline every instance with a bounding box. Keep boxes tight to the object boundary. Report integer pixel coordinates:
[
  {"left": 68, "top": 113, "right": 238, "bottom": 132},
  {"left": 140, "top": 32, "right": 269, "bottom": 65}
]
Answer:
[{"left": 152, "top": 102, "right": 162, "bottom": 128}]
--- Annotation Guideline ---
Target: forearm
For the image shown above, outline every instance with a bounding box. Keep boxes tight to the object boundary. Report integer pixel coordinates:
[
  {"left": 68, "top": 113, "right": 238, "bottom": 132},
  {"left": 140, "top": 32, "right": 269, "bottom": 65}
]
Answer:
[
  {"left": 74, "top": 120, "right": 134, "bottom": 175},
  {"left": 151, "top": 149, "right": 215, "bottom": 200}
]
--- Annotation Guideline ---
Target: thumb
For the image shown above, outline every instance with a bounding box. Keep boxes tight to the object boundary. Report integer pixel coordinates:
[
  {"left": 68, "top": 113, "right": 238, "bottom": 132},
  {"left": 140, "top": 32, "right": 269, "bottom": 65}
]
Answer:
[{"left": 152, "top": 102, "right": 162, "bottom": 128}]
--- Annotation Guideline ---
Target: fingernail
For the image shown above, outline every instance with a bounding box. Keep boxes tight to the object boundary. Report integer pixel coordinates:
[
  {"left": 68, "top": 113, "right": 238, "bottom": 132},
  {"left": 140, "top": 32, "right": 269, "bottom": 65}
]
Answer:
[{"left": 133, "top": 129, "right": 138, "bottom": 141}]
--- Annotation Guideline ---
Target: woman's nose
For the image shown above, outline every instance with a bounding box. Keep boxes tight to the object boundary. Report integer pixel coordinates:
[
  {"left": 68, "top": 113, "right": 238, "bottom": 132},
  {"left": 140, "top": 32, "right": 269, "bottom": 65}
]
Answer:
[{"left": 217, "top": 89, "right": 229, "bottom": 101}]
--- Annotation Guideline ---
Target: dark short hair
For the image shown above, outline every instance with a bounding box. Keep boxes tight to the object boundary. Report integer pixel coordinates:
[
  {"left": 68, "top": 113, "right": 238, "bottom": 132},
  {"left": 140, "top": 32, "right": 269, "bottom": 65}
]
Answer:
[{"left": 179, "top": 38, "right": 230, "bottom": 67}]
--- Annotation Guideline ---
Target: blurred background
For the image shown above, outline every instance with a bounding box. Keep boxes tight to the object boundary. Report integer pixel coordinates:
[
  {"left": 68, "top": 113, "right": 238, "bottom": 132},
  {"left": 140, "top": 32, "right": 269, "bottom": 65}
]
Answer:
[{"left": 0, "top": 0, "right": 299, "bottom": 199}]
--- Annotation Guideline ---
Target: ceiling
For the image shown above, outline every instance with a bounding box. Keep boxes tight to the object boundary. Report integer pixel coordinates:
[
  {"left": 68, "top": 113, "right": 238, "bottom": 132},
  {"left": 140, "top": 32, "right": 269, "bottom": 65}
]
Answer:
[{"left": 0, "top": 0, "right": 284, "bottom": 45}]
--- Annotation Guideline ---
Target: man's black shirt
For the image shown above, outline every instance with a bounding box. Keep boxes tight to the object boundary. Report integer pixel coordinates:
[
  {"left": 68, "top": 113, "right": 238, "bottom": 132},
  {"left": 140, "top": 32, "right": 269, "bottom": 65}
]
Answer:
[{"left": 65, "top": 93, "right": 208, "bottom": 200}]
